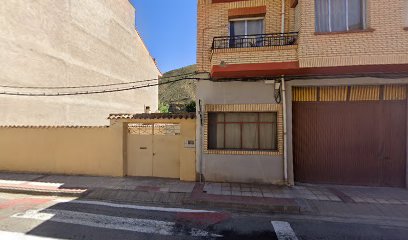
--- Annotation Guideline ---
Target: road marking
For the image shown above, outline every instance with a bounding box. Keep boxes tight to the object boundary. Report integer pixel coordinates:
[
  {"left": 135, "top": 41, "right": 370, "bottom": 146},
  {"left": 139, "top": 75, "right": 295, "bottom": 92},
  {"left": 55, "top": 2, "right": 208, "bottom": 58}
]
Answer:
[
  {"left": 0, "top": 230, "right": 64, "bottom": 240},
  {"left": 13, "top": 208, "right": 221, "bottom": 237},
  {"left": 54, "top": 199, "right": 215, "bottom": 213},
  {"left": 271, "top": 221, "right": 299, "bottom": 240},
  {"left": 28, "top": 182, "right": 63, "bottom": 188},
  {"left": 0, "top": 180, "right": 26, "bottom": 185}
]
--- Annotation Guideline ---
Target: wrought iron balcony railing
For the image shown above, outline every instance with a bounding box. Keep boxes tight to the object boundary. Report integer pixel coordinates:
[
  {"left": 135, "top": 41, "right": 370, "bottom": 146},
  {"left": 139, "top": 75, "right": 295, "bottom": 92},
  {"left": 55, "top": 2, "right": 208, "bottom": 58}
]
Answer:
[{"left": 212, "top": 32, "right": 299, "bottom": 50}]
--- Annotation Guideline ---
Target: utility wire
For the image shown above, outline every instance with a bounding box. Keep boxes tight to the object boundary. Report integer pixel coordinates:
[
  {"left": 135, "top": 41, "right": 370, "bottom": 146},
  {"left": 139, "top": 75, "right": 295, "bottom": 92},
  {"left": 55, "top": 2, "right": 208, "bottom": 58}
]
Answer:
[
  {"left": 0, "top": 71, "right": 207, "bottom": 90},
  {"left": 0, "top": 77, "right": 209, "bottom": 97}
]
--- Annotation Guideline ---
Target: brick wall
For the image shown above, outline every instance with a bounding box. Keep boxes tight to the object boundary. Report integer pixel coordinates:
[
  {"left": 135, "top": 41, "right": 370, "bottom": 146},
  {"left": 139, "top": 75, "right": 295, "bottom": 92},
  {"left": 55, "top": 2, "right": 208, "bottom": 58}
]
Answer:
[
  {"left": 211, "top": 45, "right": 298, "bottom": 66},
  {"left": 298, "top": 0, "right": 408, "bottom": 68},
  {"left": 197, "top": 0, "right": 296, "bottom": 73},
  {"left": 198, "top": 0, "right": 408, "bottom": 74}
]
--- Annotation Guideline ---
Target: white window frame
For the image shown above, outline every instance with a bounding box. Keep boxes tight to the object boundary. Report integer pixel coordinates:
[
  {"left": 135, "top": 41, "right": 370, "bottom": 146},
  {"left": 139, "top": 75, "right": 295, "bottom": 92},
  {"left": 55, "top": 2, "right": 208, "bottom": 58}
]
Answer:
[
  {"left": 229, "top": 17, "right": 265, "bottom": 36},
  {"left": 318, "top": 0, "right": 367, "bottom": 32},
  {"left": 207, "top": 112, "right": 279, "bottom": 151}
]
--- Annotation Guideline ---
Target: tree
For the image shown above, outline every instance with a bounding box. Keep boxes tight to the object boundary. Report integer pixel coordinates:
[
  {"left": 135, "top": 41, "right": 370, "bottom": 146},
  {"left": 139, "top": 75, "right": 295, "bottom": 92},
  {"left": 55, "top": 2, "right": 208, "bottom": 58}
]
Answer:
[
  {"left": 158, "top": 102, "right": 170, "bottom": 113},
  {"left": 185, "top": 101, "right": 196, "bottom": 113}
]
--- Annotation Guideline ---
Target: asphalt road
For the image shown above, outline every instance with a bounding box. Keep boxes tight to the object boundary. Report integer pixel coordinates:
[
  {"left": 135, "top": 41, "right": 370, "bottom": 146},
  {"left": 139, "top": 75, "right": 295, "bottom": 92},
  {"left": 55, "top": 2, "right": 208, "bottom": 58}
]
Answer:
[{"left": 0, "top": 192, "right": 407, "bottom": 240}]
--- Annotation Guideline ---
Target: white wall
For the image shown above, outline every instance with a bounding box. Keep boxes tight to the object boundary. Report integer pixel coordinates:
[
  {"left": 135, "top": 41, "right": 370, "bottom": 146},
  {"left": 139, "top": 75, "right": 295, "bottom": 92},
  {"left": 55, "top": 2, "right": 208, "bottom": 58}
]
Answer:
[{"left": 0, "top": 0, "right": 160, "bottom": 125}]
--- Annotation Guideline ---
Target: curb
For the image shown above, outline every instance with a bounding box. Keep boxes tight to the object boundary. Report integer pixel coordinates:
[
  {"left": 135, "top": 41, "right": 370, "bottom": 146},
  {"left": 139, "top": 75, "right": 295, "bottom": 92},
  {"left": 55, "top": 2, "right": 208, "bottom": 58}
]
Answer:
[
  {"left": 0, "top": 187, "right": 89, "bottom": 197},
  {"left": 81, "top": 189, "right": 301, "bottom": 214},
  {"left": 182, "top": 199, "right": 301, "bottom": 214},
  {"left": 82, "top": 194, "right": 300, "bottom": 214},
  {"left": 0, "top": 186, "right": 301, "bottom": 214}
]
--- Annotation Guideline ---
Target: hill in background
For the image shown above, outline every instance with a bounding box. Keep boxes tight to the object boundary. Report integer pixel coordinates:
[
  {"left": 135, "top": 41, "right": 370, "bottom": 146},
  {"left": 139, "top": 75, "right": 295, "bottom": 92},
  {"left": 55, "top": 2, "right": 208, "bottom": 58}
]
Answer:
[{"left": 159, "top": 64, "right": 197, "bottom": 112}]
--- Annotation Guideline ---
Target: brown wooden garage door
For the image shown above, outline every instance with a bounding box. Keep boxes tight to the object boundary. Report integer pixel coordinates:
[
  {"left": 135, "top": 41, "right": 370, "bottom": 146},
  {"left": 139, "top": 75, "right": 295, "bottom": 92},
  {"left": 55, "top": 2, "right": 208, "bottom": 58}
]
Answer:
[{"left": 293, "top": 85, "right": 407, "bottom": 187}]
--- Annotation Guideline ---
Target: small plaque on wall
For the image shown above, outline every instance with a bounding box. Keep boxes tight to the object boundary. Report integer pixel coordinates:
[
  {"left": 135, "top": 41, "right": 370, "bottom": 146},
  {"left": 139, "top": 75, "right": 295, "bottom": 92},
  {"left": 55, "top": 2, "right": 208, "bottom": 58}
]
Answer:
[{"left": 184, "top": 140, "right": 195, "bottom": 148}]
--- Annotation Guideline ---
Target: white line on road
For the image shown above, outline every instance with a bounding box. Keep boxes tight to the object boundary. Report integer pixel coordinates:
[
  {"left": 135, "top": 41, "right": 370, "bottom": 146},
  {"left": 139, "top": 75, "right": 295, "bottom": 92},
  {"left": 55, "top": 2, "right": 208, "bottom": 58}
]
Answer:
[
  {"left": 54, "top": 199, "right": 215, "bottom": 213},
  {"left": 271, "top": 221, "right": 299, "bottom": 240},
  {"left": 12, "top": 208, "right": 221, "bottom": 238},
  {"left": 0, "top": 230, "right": 65, "bottom": 240},
  {"left": 0, "top": 231, "right": 67, "bottom": 240}
]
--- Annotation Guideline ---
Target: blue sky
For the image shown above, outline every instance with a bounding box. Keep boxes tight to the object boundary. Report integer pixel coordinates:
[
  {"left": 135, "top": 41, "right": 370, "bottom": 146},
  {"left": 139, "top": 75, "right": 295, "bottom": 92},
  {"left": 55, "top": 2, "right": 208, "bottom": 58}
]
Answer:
[{"left": 130, "top": 0, "right": 197, "bottom": 73}]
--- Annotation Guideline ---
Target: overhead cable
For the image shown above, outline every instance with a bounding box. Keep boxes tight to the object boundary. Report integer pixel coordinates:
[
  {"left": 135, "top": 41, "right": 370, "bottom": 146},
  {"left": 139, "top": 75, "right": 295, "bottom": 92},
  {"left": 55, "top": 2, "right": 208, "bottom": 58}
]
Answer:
[{"left": 0, "top": 77, "right": 208, "bottom": 97}]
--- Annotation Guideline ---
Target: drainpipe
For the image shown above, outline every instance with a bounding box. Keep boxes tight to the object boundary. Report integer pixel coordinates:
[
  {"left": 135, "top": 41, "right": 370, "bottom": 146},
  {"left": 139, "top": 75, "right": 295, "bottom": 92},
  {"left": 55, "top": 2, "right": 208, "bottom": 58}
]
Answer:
[
  {"left": 281, "top": 0, "right": 286, "bottom": 33},
  {"left": 198, "top": 99, "right": 204, "bottom": 183},
  {"left": 281, "top": 77, "right": 289, "bottom": 185},
  {"left": 278, "top": 0, "right": 288, "bottom": 185}
]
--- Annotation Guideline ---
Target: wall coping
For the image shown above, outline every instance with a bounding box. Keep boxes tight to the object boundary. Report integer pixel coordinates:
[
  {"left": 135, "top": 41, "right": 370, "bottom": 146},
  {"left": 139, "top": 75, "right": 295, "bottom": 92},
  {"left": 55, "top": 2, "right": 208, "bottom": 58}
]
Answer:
[
  {"left": 0, "top": 126, "right": 109, "bottom": 129},
  {"left": 109, "top": 113, "right": 196, "bottom": 120}
]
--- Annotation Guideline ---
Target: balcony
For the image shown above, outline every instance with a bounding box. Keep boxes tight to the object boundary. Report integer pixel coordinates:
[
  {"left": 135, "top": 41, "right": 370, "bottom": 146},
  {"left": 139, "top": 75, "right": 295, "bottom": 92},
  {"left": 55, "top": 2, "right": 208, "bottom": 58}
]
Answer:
[{"left": 212, "top": 32, "right": 299, "bottom": 49}]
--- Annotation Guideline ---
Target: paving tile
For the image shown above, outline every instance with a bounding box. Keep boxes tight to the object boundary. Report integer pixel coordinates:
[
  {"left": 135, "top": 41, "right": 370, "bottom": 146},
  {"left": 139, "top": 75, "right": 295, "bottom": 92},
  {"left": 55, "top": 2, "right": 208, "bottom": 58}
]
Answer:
[
  {"left": 260, "top": 188, "right": 273, "bottom": 194},
  {"left": 242, "top": 192, "right": 252, "bottom": 197},
  {"left": 251, "top": 188, "right": 262, "bottom": 193},
  {"left": 251, "top": 192, "right": 263, "bottom": 197},
  {"left": 263, "top": 192, "right": 276, "bottom": 198},
  {"left": 213, "top": 183, "right": 222, "bottom": 188},
  {"left": 168, "top": 182, "right": 195, "bottom": 193},
  {"left": 221, "top": 190, "right": 231, "bottom": 195},
  {"left": 230, "top": 192, "right": 241, "bottom": 197},
  {"left": 329, "top": 196, "right": 341, "bottom": 201},
  {"left": 230, "top": 183, "right": 241, "bottom": 188}
]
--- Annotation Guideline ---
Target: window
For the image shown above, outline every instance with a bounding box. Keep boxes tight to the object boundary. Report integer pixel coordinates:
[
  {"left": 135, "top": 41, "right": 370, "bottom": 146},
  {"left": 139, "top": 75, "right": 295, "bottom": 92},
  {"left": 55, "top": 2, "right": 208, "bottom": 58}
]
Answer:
[
  {"left": 208, "top": 112, "right": 278, "bottom": 151},
  {"left": 405, "top": 0, "right": 408, "bottom": 27},
  {"left": 230, "top": 19, "right": 264, "bottom": 36},
  {"left": 315, "top": 0, "right": 367, "bottom": 32},
  {"left": 229, "top": 18, "right": 264, "bottom": 47}
]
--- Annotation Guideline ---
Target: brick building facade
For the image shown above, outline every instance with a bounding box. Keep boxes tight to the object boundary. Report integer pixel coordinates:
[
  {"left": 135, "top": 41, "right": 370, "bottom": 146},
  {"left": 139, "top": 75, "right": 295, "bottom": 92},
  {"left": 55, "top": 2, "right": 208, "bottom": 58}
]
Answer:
[{"left": 196, "top": 0, "right": 408, "bottom": 187}]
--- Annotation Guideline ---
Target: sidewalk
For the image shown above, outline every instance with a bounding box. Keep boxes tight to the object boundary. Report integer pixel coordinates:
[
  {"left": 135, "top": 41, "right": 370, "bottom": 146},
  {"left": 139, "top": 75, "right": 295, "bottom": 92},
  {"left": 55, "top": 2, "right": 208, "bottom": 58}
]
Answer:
[{"left": 1, "top": 172, "right": 408, "bottom": 220}]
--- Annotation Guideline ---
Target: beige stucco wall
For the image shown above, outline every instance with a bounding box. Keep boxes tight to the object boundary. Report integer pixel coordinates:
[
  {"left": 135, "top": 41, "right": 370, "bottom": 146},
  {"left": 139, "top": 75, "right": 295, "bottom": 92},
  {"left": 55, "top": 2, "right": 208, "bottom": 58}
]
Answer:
[
  {"left": 0, "top": 0, "right": 160, "bottom": 126},
  {"left": 0, "top": 117, "right": 196, "bottom": 181},
  {"left": 0, "top": 122, "right": 124, "bottom": 176}
]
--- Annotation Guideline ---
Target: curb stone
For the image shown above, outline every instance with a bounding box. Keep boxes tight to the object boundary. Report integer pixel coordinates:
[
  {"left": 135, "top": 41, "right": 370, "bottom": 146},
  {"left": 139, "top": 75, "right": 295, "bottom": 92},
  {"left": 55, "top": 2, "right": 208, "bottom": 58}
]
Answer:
[{"left": 182, "top": 198, "right": 301, "bottom": 214}]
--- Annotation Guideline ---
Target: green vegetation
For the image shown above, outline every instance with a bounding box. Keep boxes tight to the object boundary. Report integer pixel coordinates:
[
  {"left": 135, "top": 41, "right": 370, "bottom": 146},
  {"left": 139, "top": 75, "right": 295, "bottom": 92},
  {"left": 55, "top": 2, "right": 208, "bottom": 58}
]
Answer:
[
  {"left": 159, "top": 64, "right": 197, "bottom": 113},
  {"left": 185, "top": 101, "right": 196, "bottom": 113},
  {"left": 158, "top": 102, "right": 170, "bottom": 113}
]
